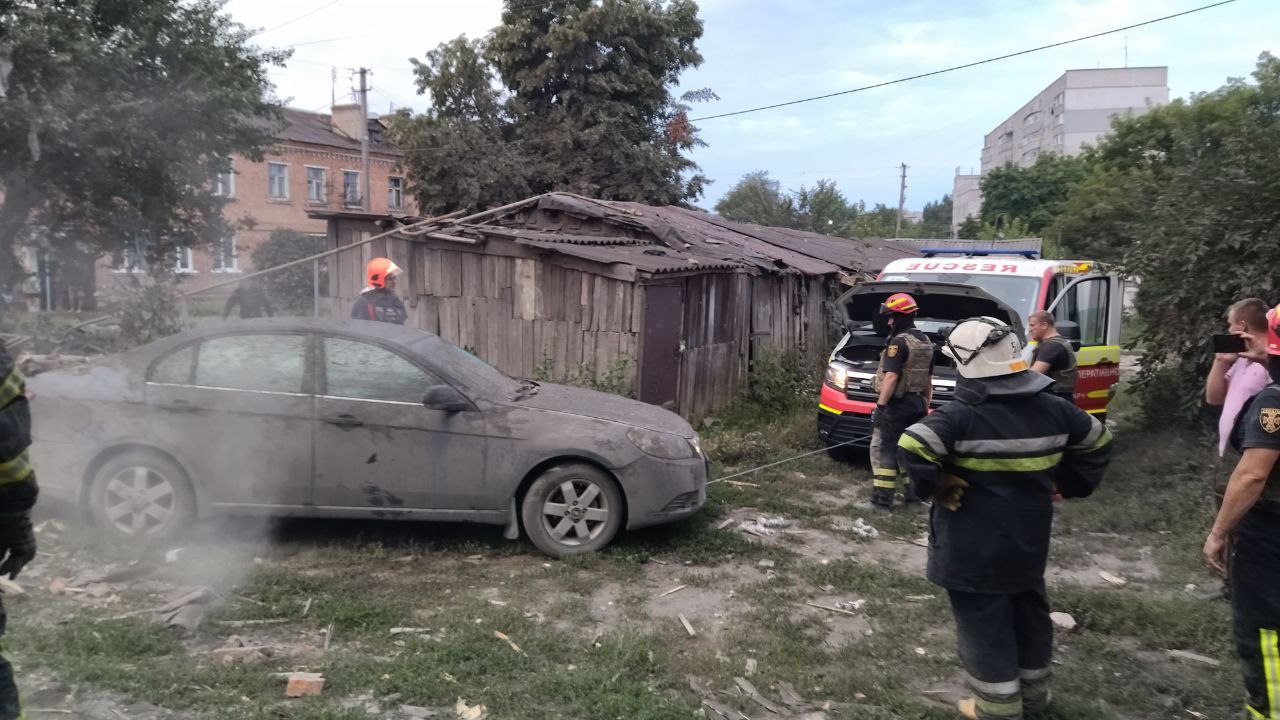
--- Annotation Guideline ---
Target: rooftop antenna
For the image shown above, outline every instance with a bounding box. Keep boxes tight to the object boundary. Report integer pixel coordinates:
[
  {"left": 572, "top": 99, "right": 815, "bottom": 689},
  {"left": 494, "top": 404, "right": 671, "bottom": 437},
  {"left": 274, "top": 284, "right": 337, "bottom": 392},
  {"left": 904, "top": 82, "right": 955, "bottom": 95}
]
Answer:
[
  {"left": 330, "top": 67, "right": 336, "bottom": 108},
  {"left": 1124, "top": 36, "right": 1129, "bottom": 67}
]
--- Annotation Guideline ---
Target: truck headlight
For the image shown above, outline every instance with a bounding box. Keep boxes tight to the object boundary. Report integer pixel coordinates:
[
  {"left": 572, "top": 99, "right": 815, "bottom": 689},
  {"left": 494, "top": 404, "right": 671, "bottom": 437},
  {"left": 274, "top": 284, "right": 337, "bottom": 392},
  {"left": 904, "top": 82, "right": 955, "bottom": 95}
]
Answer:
[
  {"left": 825, "top": 363, "right": 850, "bottom": 390},
  {"left": 627, "top": 427, "right": 696, "bottom": 459}
]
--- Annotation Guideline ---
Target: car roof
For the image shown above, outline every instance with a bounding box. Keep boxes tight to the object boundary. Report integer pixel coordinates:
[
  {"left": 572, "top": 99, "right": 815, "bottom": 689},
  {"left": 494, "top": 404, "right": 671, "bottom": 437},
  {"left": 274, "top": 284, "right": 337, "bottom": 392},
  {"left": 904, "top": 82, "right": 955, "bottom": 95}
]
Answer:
[{"left": 128, "top": 317, "right": 437, "bottom": 360}]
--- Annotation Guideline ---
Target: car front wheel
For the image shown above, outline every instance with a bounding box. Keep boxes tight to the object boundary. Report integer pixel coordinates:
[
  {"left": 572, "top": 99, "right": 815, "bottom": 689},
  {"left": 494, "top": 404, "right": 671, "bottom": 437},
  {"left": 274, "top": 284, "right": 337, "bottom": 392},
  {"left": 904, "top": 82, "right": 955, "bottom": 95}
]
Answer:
[
  {"left": 521, "top": 463, "right": 624, "bottom": 558},
  {"left": 87, "top": 451, "right": 195, "bottom": 540}
]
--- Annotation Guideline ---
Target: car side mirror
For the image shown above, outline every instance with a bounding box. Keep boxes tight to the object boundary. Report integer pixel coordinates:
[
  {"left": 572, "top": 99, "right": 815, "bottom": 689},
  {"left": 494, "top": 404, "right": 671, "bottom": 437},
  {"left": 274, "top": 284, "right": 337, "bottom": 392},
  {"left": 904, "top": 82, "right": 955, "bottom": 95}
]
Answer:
[
  {"left": 423, "top": 385, "right": 469, "bottom": 413},
  {"left": 1056, "top": 321, "right": 1082, "bottom": 351}
]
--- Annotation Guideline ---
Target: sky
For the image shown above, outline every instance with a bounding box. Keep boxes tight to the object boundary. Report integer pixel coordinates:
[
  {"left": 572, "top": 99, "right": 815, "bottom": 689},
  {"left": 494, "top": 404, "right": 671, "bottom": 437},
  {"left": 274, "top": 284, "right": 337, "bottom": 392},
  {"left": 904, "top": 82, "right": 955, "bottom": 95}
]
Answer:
[{"left": 225, "top": 0, "right": 1280, "bottom": 212}]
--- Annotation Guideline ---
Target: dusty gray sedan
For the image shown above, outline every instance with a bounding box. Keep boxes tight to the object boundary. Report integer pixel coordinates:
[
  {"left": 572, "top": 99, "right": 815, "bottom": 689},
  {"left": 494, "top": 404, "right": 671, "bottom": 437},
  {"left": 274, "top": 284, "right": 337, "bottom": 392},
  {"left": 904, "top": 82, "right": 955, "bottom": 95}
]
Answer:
[{"left": 28, "top": 319, "right": 707, "bottom": 557}]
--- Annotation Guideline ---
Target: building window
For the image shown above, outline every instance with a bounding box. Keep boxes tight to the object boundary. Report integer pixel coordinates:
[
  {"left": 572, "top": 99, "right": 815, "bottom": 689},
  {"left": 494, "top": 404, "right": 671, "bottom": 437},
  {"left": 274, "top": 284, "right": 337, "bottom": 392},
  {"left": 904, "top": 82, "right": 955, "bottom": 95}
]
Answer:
[
  {"left": 114, "top": 239, "right": 145, "bottom": 273},
  {"left": 343, "top": 170, "right": 361, "bottom": 206},
  {"left": 268, "top": 162, "right": 289, "bottom": 200},
  {"left": 1022, "top": 149, "right": 1039, "bottom": 162},
  {"left": 212, "top": 236, "right": 239, "bottom": 273},
  {"left": 306, "top": 167, "right": 326, "bottom": 204},
  {"left": 175, "top": 247, "right": 195, "bottom": 274},
  {"left": 1054, "top": 133, "right": 1064, "bottom": 146},
  {"left": 1053, "top": 92, "right": 1064, "bottom": 106},
  {"left": 388, "top": 177, "right": 404, "bottom": 209},
  {"left": 214, "top": 159, "right": 235, "bottom": 197},
  {"left": 1056, "top": 113, "right": 1065, "bottom": 126},
  {"left": 1023, "top": 111, "right": 1041, "bottom": 126}
]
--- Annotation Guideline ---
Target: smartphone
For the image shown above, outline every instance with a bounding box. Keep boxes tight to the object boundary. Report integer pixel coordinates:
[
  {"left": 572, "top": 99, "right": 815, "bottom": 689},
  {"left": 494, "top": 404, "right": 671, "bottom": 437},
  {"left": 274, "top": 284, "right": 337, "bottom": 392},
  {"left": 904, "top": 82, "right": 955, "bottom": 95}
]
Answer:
[{"left": 1212, "top": 334, "right": 1247, "bottom": 354}]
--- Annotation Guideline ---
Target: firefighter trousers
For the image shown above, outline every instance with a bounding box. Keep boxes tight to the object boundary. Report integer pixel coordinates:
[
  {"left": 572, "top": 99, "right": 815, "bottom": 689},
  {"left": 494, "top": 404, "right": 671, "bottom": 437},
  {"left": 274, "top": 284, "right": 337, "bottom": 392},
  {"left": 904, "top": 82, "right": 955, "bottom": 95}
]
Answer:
[
  {"left": 0, "top": 597, "right": 20, "bottom": 720},
  {"left": 947, "top": 584, "right": 1053, "bottom": 719},
  {"left": 869, "top": 393, "right": 927, "bottom": 506},
  {"left": 1229, "top": 508, "right": 1280, "bottom": 720}
]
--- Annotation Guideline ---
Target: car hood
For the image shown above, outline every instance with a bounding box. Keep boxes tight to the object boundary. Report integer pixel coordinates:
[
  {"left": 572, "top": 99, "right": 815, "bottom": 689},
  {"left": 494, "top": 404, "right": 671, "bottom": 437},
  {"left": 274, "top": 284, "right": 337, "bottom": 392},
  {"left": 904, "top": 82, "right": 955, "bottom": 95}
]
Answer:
[
  {"left": 839, "top": 280, "right": 1025, "bottom": 339},
  {"left": 510, "top": 383, "right": 694, "bottom": 437}
]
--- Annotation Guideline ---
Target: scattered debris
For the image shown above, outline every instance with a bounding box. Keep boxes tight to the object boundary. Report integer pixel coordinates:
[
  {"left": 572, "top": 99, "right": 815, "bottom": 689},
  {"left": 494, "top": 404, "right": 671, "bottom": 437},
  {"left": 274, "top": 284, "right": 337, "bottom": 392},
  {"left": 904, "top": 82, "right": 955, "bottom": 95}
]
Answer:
[
  {"left": 745, "top": 658, "right": 757, "bottom": 676},
  {"left": 834, "top": 599, "right": 867, "bottom": 612},
  {"left": 324, "top": 622, "right": 335, "bottom": 652},
  {"left": 219, "top": 618, "right": 288, "bottom": 627},
  {"left": 493, "top": 630, "right": 524, "bottom": 655},
  {"left": 657, "top": 584, "right": 688, "bottom": 598},
  {"left": 284, "top": 672, "right": 325, "bottom": 698},
  {"left": 0, "top": 578, "right": 24, "bottom": 596},
  {"left": 33, "top": 519, "right": 64, "bottom": 534},
  {"left": 734, "top": 676, "right": 781, "bottom": 714},
  {"left": 401, "top": 705, "right": 442, "bottom": 719},
  {"left": 442, "top": 673, "right": 458, "bottom": 684},
  {"left": 739, "top": 520, "right": 774, "bottom": 537},
  {"left": 1050, "top": 612, "right": 1078, "bottom": 632},
  {"left": 1185, "top": 710, "right": 1209, "bottom": 719},
  {"left": 164, "top": 548, "right": 184, "bottom": 563},
  {"left": 778, "top": 682, "right": 806, "bottom": 710},
  {"left": 914, "top": 647, "right": 927, "bottom": 656},
  {"left": 1165, "top": 650, "right": 1220, "bottom": 667},
  {"left": 805, "top": 601, "right": 859, "bottom": 617},
  {"left": 156, "top": 586, "right": 214, "bottom": 632},
  {"left": 716, "top": 518, "right": 735, "bottom": 531},
  {"left": 724, "top": 480, "right": 760, "bottom": 488},
  {"left": 831, "top": 517, "right": 879, "bottom": 539},
  {"left": 677, "top": 614, "right": 697, "bottom": 637},
  {"left": 302, "top": 598, "right": 313, "bottom": 617},
  {"left": 904, "top": 595, "right": 936, "bottom": 602},
  {"left": 758, "top": 559, "right": 776, "bottom": 569},
  {"left": 210, "top": 637, "right": 271, "bottom": 666},
  {"left": 390, "top": 627, "right": 434, "bottom": 635},
  {"left": 391, "top": 555, "right": 418, "bottom": 563},
  {"left": 757, "top": 515, "right": 789, "bottom": 528},
  {"left": 1099, "top": 570, "right": 1128, "bottom": 587},
  {"left": 454, "top": 697, "right": 486, "bottom": 720}
]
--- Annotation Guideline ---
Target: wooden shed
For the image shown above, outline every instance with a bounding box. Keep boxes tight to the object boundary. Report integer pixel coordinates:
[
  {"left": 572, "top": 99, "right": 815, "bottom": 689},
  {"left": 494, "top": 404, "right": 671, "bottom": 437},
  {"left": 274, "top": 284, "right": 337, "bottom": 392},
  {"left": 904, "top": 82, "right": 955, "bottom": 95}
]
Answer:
[{"left": 312, "top": 193, "right": 919, "bottom": 419}]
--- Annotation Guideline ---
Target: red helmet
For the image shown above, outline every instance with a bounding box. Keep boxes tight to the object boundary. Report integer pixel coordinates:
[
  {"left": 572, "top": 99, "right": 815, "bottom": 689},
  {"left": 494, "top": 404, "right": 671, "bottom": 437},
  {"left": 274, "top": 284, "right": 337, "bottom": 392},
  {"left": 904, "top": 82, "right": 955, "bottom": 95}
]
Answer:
[
  {"left": 1267, "top": 306, "right": 1280, "bottom": 356},
  {"left": 367, "top": 257, "right": 402, "bottom": 289},
  {"left": 880, "top": 292, "right": 919, "bottom": 316}
]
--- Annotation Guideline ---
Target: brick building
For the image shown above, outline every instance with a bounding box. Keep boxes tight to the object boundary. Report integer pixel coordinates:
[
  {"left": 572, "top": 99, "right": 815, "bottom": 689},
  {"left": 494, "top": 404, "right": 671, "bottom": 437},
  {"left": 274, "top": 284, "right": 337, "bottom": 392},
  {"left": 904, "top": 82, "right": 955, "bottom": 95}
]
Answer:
[{"left": 95, "top": 104, "right": 414, "bottom": 302}]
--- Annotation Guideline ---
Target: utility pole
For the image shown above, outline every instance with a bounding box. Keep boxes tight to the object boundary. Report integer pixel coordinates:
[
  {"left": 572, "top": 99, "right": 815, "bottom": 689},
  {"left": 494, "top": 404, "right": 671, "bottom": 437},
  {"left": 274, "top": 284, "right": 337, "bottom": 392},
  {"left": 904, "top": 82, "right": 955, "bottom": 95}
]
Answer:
[
  {"left": 358, "top": 67, "right": 371, "bottom": 212},
  {"left": 895, "top": 163, "right": 908, "bottom": 238}
]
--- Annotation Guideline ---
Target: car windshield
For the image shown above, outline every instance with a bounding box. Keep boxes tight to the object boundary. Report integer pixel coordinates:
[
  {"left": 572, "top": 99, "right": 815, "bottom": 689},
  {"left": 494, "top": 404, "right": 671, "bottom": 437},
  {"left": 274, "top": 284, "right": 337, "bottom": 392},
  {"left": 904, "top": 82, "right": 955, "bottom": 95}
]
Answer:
[
  {"left": 878, "top": 273, "right": 1041, "bottom": 322},
  {"left": 413, "top": 335, "right": 525, "bottom": 399}
]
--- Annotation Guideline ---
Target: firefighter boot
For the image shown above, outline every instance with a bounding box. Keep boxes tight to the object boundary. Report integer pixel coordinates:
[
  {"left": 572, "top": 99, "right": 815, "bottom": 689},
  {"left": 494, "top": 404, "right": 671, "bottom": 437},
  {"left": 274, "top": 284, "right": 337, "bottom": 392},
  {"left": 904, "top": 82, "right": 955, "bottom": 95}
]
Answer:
[{"left": 1020, "top": 668, "right": 1051, "bottom": 719}]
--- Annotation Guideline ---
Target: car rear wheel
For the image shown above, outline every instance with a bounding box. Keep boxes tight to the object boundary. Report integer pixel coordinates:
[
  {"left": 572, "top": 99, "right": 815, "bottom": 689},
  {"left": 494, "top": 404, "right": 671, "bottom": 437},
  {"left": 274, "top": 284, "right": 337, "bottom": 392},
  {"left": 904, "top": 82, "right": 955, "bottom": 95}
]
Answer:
[
  {"left": 87, "top": 451, "right": 195, "bottom": 540},
  {"left": 521, "top": 464, "right": 624, "bottom": 558}
]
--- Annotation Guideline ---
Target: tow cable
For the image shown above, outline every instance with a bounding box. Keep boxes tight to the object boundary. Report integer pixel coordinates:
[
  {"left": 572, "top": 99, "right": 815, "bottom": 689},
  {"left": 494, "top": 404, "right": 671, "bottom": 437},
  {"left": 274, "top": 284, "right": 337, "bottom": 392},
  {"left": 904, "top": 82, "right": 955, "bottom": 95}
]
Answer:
[{"left": 706, "top": 434, "right": 872, "bottom": 486}]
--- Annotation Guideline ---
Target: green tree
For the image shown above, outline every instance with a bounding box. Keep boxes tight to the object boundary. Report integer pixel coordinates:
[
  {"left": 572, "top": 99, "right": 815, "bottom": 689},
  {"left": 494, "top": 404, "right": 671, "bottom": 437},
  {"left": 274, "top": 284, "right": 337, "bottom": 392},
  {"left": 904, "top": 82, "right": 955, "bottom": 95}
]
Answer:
[
  {"left": 979, "top": 154, "right": 1089, "bottom": 235},
  {"left": 1054, "top": 53, "right": 1280, "bottom": 423},
  {"left": 956, "top": 216, "right": 982, "bottom": 240},
  {"left": 395, "top": 0, "right": 710, "bottom": 213},
  {"left": 389, "top": 37, "right": 530, "bottom": 216},
  {"left": 713, "top": 171, "right": 795, "bottom": 227},
  {"left": 916, "top": 194, "right": 953, "bottom": 239},
  {"left": 250, "top": 229, "right": 326, "bottom": 314},
  {"left": 851, "top": 203, "right": 901, "bottom": 238},
  {"left": 0, "top": 0, "right": 285, "bottom": 284},
  {"left": 792, "top": 179, "right": 858, "bottom": 235}
]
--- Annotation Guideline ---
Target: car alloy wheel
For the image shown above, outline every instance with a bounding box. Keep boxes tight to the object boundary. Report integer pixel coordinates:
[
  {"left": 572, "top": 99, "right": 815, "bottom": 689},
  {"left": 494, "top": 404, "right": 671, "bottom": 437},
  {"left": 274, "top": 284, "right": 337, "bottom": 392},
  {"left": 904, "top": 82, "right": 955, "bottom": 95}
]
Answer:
[
  {"left": 102, "top": 466, "right": 179, "bottom": 536},
  {"left": 539, "top": 477, "right": 610, "bottom": 546}
]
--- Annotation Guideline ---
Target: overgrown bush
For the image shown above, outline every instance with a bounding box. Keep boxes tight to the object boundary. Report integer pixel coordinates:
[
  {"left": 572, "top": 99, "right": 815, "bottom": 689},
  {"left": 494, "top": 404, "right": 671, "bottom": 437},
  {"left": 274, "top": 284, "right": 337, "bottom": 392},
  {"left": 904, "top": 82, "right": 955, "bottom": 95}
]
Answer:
[
  {"left": 250, "top": 229, "right": 326, "bottom": 314},
  {"left": 533, "top": 354, "right": 635, "bottom": 397},
  {"left": 113, "top": 277, "right": 185, "bottom": 349},
  {"left": 739, "top": 345, "right": 816, "bottom": 415}
]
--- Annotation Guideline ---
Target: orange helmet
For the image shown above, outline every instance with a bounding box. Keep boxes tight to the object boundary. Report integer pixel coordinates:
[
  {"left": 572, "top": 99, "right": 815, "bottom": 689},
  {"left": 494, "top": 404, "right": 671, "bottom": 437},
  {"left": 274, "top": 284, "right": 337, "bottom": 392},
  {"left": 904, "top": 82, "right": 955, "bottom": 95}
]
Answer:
[
  {"left": 880, "top": 292, "right": 919, "bottom": 316},
  {"left": 367, "top": 257, "right": 402, "bottom": 289}
]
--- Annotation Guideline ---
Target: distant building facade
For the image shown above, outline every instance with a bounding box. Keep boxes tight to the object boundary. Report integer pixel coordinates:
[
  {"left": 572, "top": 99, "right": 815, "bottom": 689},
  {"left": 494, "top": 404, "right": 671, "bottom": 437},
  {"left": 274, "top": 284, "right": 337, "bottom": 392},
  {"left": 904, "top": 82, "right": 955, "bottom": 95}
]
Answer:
[
  {"left": 953, "top": 66, "right": 1168, "bottom": 235},
  {"left": 94, "top": 105, "right": 414, "bottom": 302}
]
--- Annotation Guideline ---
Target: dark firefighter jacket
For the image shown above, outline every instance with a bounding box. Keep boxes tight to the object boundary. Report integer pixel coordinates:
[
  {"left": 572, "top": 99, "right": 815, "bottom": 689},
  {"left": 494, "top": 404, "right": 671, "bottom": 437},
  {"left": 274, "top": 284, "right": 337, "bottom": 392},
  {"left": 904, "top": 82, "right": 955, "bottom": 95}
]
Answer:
[
  {"left": 0, "top": 345, "right": 39, "bottom": 516},
  {"left": 897, "top": 371, "right": 1112, "bottom": 594},
  {"left": 351, "top": 288, "right": 408, "bottom": 325}
]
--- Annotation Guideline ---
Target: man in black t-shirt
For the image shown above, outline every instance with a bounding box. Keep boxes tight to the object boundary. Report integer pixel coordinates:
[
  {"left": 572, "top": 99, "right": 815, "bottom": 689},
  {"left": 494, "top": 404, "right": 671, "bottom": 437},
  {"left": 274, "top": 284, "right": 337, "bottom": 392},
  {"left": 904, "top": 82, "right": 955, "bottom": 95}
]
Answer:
[
  {"left": 1205, "top": 305, "right": 1280, "bottom": 720},
  {"left": 1028, "top": 311, "right": 1077, "bottom": 402}
]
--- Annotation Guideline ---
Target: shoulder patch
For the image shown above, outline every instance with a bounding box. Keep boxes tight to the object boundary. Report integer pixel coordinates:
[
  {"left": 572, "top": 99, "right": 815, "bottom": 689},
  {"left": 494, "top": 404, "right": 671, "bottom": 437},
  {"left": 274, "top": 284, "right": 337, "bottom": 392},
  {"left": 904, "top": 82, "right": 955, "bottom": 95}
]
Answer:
[
  {"left": 887, "top": 344, "right": 899, "bottom": 358},
  {"left": 1261, "top": 407, "right": 1280, "bottom": 434}
]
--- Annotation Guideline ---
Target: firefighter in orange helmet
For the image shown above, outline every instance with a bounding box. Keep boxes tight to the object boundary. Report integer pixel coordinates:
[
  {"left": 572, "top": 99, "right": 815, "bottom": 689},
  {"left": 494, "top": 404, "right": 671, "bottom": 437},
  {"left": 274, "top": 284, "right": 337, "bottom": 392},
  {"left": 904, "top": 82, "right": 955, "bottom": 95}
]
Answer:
[
  {"left": 869, "top": 292, "right": 934, "bottom": 510},
  {"left": 351, "top": 257, "right": 408, "bottom": 325}
]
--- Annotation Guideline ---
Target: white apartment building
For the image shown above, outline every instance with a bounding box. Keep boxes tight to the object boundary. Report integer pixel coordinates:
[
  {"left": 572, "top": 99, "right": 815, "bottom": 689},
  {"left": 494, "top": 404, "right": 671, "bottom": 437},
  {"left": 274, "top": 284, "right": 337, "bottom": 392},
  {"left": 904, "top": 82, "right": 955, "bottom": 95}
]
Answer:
[{"left": 952, "top": 66, "right": 1169, "bottom": 234}]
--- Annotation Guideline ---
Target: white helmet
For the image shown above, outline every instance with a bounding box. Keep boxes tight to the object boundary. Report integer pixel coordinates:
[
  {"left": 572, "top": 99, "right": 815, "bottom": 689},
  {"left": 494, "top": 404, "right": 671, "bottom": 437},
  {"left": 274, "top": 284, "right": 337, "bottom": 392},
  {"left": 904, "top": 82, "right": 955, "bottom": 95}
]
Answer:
[{"left": 943, "top": 317, "right": 1028, "bottom": 379}]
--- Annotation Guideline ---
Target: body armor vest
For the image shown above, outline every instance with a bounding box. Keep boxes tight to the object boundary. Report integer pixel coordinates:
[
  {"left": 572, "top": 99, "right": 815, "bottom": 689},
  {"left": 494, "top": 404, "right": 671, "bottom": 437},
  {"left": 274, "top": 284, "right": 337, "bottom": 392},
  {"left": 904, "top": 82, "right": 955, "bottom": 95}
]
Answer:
[
  {"left": 874, "top": 330, "right": 934, "bottom": 398},
  {"left": 1041, "top": 335, "right": 1078, "bottom": 398}
]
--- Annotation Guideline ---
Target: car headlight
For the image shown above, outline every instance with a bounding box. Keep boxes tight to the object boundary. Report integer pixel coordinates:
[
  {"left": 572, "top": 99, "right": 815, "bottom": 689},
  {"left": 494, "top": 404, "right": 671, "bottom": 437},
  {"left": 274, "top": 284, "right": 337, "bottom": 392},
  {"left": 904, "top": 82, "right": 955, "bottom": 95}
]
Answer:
[
  {"left": 627, "top": 427, "right": 696, "bottom": 459},
  {"left": 825, "top": 362, "right": 850, "bottom": 390},
  {"left": 689, "top": 435, "right": 704, "bottom": 457}
]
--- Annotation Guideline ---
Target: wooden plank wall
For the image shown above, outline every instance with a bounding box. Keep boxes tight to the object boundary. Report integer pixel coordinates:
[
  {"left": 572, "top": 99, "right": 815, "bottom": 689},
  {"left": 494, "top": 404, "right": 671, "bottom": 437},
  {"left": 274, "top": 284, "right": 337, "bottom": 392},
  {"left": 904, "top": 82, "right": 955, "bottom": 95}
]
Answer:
[{"left": 327, "top": 224, "right": 641, "bottom": 390}]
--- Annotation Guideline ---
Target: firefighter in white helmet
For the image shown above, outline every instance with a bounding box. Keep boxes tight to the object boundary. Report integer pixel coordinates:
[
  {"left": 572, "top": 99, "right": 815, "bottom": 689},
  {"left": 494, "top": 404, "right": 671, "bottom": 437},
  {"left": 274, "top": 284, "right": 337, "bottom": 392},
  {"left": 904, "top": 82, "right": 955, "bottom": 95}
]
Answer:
[{"left": 897, "top": 317, "right": 1112, "bottom": 720}]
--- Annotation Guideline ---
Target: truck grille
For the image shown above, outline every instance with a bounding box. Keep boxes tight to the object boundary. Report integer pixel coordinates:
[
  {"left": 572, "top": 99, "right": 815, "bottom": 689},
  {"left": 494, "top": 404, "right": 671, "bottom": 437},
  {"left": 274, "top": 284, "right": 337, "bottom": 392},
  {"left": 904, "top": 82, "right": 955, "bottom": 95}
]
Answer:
[{"left": 844, "top": 371, "right": 955, "bottom": 409}]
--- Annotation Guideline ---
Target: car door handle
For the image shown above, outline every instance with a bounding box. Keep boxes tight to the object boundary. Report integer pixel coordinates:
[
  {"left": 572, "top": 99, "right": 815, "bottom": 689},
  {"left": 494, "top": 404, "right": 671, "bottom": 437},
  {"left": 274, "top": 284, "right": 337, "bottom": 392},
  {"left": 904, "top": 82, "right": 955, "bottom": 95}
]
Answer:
[{"left": 325, "top": 414, "right": 364, "bottom": 428}]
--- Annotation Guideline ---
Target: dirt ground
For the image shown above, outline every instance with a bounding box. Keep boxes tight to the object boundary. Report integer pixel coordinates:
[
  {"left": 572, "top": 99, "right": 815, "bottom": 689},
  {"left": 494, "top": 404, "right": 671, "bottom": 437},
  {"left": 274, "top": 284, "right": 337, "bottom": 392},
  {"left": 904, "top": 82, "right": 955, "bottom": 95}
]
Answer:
[{"left": 5, "top": 384, "right": 1243, "bottom": 720}]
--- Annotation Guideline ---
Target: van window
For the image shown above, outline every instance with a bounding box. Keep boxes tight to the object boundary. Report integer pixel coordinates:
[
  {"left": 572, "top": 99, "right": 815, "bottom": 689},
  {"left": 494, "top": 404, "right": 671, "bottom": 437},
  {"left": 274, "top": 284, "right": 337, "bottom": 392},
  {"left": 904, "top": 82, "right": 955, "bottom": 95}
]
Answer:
[{"left": 1050, "top": 277, "right": 1109, "bottom": 347}]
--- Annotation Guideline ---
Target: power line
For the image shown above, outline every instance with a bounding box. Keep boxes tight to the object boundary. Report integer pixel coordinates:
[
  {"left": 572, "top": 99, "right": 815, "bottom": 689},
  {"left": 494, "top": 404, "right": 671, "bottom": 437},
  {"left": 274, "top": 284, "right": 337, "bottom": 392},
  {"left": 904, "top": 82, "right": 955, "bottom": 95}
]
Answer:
[
  {"left": 257, "top": 0, "right": 344, "bottom": 35},
  {"left": 391, "top": 0, "right": 1237, "bottom": 154},
  {"left": 689, "top": 0, "right": 1238, "bottom": 122},
  {"left": 281, "top": 32, "right": 380, "bottom": 49}
]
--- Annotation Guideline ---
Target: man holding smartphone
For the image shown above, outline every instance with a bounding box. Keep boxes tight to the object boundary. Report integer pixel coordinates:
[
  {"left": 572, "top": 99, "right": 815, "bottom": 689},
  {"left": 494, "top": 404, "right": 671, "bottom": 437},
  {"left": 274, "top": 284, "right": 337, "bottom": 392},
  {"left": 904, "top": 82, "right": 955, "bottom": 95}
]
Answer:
[{"left": 1207, "top": 299, "right": 1271, "bottom": 459}]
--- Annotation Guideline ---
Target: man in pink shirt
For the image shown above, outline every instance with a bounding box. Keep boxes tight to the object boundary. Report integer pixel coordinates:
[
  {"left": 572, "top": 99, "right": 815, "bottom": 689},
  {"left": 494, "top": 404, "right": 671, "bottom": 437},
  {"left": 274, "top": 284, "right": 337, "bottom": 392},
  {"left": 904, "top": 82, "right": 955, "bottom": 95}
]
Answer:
[{"left": 1207, "top": 298, "right": 1273, "bottom": 458}]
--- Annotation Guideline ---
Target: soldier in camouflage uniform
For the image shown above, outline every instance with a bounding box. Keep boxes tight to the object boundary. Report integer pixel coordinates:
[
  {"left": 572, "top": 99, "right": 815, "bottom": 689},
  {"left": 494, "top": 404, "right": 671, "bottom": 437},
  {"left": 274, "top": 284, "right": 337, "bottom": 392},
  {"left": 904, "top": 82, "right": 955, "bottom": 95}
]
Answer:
[
  {"left": 0, "top": 340, "right": 38, "bottom": 720},
  {"left": 869, "top": 292, "right": 934, "bottom": 510}
]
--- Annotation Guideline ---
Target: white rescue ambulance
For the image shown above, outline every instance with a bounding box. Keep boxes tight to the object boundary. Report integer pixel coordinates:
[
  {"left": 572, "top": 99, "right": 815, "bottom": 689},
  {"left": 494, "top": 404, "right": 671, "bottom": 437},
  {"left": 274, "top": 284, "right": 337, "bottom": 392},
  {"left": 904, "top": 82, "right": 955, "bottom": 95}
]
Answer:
[{"left": 817, "top": 250, "right": 1123, "bottom": 458}]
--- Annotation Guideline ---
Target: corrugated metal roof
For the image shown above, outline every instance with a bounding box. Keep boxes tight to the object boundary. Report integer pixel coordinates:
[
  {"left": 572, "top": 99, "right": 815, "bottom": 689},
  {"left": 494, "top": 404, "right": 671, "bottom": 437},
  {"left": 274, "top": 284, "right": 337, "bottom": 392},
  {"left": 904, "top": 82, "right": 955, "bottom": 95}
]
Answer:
[{"left": 273, "top": 108, "right": 402, "bottom": 156}]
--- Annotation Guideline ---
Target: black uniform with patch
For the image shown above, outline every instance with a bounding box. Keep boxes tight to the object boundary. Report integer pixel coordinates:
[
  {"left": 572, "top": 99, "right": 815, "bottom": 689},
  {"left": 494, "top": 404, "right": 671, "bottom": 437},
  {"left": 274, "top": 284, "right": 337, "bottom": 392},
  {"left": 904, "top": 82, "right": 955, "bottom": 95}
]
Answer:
[
  {"left": 0, "top": 345, "right": 38, "bottom": 720},
  {"left": 351, "top": 288, "right": 408, "bottom": 325},
  {"left": 1228, "top": 384, "right": 1280, "bottom": 720},
  {"left": 869, "top": 327, "right": 932, "bottom": 507}
]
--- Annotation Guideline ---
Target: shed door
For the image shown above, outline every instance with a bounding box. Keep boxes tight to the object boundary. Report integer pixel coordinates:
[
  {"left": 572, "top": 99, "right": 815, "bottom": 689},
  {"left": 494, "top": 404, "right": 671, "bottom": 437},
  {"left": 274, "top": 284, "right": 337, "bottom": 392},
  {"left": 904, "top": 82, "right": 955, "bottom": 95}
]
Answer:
[{"left": 639, "top": 283, "right": 684, "bottom": 409}]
